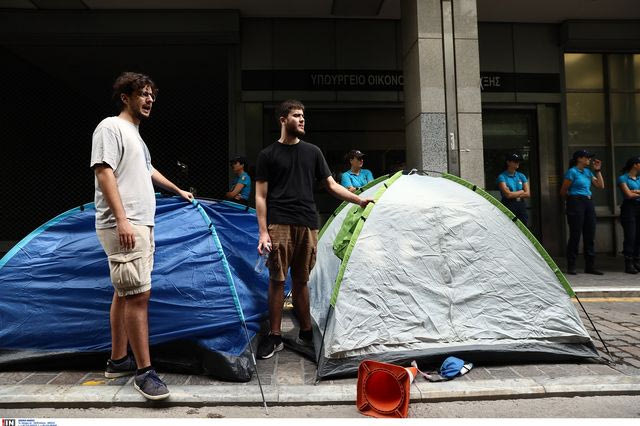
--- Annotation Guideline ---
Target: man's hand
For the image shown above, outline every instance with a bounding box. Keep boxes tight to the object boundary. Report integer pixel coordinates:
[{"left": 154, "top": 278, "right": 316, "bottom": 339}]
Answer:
[
  {"left": 592, "top": 159, "right": 602, "bottom": 171},
  {"left": 348, "top": 186, "right": 357, "bottom": 193},
  {"left": 358, "top": 197, "right": 375, "bottom": 209},
  {"left": 257, "top": 232, "right": 272, "bottom": 255},
  {"left": 116, "top": 218, "right": 136, "bottom": 251},
  {"left": 177, "top": 189, "right": 194, "bottom": 202}
]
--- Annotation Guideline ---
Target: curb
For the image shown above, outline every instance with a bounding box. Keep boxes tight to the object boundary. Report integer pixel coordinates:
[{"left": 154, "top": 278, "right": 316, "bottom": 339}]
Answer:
[
  {"left": 573, "top": 287, "right": 640, "bottom": 298},
  {"left": 1, "top": 375, "right": 639, "bottom": 408}
]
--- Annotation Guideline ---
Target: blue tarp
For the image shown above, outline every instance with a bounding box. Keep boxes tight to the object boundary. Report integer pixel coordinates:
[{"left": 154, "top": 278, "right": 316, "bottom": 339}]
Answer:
[{"left": 0, "top": 196, "right": 275, "bottom": 381}]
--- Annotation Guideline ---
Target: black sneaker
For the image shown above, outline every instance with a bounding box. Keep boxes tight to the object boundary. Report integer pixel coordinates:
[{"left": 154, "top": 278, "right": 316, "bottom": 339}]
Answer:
[
  {"left": 257, "top": 333, "right": 283, "bottom": 359},
  {"left": 133, "top": 369, "right": 170, "bottom": 401},
  {"left": 295, "top": 328, "right": 313, "bottom": 348},
  {"left": 585, "top": 268, "right": 604, "bottom": 275},
  {"left": 105, "top": 355, "right": 136, "bottom": 378}
]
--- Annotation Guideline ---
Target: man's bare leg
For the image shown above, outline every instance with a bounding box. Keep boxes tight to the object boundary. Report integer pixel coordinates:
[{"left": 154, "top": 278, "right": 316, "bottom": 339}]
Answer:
[
  {"left": 124, "top": 290, "right": 151, "bottom": 368},
  {"left": 292, "top": 280, "right": 311, "bottom": 331},
  {"left": 268, "top": 280, "right": 285, "bottom": 334},
  {"left": 110, "top": 292, "right": 129, "bottom": 360}
]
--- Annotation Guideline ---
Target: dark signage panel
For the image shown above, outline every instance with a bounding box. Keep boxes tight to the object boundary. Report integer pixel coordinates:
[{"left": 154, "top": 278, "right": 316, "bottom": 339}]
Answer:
[
  {"left": 480, "top": 72, "right": 560, "bottom": 93},
  {"left": 242, "top": 70, "right": 559, "bottom": 93},
  {"left": 242, "top": 70, "right": 404, "bottom": 91}
]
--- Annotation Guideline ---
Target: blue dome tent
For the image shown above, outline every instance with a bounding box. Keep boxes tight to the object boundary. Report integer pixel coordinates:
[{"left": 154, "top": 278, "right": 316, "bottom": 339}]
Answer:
[{"left": 0, "top": 196, "right": 275, "bottom": 382}]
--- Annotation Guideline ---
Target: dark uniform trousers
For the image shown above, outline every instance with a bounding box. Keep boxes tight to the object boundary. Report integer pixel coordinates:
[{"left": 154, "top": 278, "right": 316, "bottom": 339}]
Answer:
[
  {"left": 620, "top": 199, "right": 640, "bottom": 258},
  {"left": 566, "top": 195, "right": 596, "bottom": 265},
  {"left": 502, "top": 198, "right": 528, "bottom": 225}
]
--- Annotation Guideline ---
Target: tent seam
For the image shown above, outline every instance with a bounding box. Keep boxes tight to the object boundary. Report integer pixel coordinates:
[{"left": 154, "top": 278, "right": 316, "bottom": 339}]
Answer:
[
  {"left": 190, "top": 199, "right": 248, "bottom": 323},
  {"left": 0, "top": 203, "right": 96, "bottom": 270},
  {"left": 318, "top": 174, "right": 390, "bottom": 240},
  {"left": 329, "top": 171, "right": 403, "bottom": 306}
]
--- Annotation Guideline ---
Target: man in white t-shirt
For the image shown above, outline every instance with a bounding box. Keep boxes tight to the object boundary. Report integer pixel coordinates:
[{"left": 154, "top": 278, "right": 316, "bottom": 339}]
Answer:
[{"left": 90, "top": 72, "right": 193, "bottom": 401}]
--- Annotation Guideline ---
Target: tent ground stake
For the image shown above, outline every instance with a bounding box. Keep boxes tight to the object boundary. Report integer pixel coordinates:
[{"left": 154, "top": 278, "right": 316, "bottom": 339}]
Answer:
[{"left": 575, "top": 294, "right": 614, "bottom": 363}]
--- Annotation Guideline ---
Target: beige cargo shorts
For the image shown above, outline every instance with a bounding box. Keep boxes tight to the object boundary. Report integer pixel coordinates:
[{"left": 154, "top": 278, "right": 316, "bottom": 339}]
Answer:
[
  {"left": 96, "top": 224, "right": 154, "bottom": 297},
  {"left": 267, "top": 224, "right": 318, "bottom": 283}
]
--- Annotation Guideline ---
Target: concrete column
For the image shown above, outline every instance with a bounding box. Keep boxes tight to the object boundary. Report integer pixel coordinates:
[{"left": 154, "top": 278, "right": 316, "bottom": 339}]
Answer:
[{"left": 401, "top": 0, "right": 484, "bottom": 186}]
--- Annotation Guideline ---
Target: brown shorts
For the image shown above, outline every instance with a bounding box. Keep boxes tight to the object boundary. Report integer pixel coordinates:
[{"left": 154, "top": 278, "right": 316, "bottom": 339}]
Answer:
[
  {"left": 267, "top": 224, "right": 318, "bottom": 283},
  {"left": 96, "top": 224, "right": 155, "bottom": 297}
]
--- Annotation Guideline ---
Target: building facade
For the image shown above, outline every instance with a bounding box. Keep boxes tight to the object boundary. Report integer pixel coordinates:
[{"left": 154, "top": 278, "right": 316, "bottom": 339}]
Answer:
[{"left": 1, "top": 0, "right": 639, "bottom": 258}]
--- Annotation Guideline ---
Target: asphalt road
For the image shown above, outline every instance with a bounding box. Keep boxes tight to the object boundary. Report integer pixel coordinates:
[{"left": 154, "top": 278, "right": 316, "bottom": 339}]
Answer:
[{"left": 1, "top": 395, "right": 639, "bottom": 418}]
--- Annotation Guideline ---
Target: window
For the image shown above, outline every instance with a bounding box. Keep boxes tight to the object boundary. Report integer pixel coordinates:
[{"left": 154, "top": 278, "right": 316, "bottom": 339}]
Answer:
[{"left": 564, "top": 53, "right": 640, "bottom": 209}]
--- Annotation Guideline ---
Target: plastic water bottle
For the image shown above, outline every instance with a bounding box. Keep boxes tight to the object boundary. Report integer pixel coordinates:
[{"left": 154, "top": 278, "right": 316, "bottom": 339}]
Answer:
[{"left": 254, "top": 243, "right": 271, "bottom": 273}]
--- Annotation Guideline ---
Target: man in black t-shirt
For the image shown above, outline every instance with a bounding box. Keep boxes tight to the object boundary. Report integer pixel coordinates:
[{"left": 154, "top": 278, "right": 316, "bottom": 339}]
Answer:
[{"left": 255, "top": 99, "right": 373, "bottom": 359}]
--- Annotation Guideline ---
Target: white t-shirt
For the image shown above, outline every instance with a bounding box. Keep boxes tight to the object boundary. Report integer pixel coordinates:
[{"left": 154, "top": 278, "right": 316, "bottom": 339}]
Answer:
[{"left": 90, "top": 116, "right": 156, "bottom": 229}]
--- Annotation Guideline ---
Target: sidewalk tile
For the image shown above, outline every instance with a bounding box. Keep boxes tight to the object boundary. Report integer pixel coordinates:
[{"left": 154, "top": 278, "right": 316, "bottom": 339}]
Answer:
[
  {"left": 106, "top": 376, "right": 131, "bottom": 386},
  {"left": 617, "top": 335, "right": 640, "bottom": 345},
  {"left": 619, "top": 346, "right": 640, "bottom": 358},
  {"left": 624, "top": 359, "right": 640, "bottom": 369},
  {"left": 157, "top": 373, "right": 190, "bottom": 386},
  {"left": 585, "top": 363, "right": 621, "bottom": 375},
  {"left": 19, "top": 373, "right": 59, "bottom": 385},
  {"left": 510, "top": 365, "right": 545, "bottom": 377},
  {"left": 48, "top": 371, "right": 87, "bottom": 385},
  {"left": 598, "top": 321, "right": 630, "bottom": 332},
  {"left": 467, "top": 368, "right": 492, "bottom": 380},
  {"left": 80, "top": 372, "right": 109, "bottom": 386},
  {"left": 187, "top": 375, "right": 224, "bottom": 385},
  {"left": 248, "top": 374, "right": 272, "bottom": 386},
  {"left": 486, "top": 367, "right": 519, "bottom": 379},
  {"left": 0, "top": 372, "right": 33, "bottom": 385},
  {"left": 624, "top": 330, "right": 640, "bottom": 339},
  {"left": 278, "top": 350, "right": 302, "bottom": 363}
]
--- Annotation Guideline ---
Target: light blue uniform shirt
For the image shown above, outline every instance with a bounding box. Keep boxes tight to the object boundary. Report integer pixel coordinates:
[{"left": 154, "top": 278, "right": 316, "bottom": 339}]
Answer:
[
  {"left": 341, "top": 169, "right": 374, "bottom": 189},
  {"left": 230, "top": 171, "right": 251, "bottom": 200},
  {"left": 618, "top": 173, "right": 640, "bottom": 201},
  {"left": 564, "top": 167, "right": 595, "bottom": 197},
  {"left": 497, "top": 171, "right": 528, "bottom": 195}
]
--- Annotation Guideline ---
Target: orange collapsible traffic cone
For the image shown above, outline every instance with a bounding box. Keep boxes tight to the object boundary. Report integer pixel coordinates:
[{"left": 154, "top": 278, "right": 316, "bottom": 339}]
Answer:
[{"left": 356, "top": 360, "right": 418, "bottom": 418}]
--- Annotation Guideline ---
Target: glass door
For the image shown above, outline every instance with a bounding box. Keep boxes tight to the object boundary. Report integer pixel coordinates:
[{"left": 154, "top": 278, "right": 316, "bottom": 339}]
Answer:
[{"left": 482, "top": 109, "right": 540, "bottom": 237}]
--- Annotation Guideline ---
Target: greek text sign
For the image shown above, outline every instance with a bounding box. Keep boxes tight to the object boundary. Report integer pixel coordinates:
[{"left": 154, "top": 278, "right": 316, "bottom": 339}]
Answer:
[{"left": 242, "top": 70, "right": 404, "bottom": 91}]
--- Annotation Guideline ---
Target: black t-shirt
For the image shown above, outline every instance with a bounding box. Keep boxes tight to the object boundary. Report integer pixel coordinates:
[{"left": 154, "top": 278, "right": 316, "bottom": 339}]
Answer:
[{"left": 255, "top": 140, "right": 332, "bottom": 229}]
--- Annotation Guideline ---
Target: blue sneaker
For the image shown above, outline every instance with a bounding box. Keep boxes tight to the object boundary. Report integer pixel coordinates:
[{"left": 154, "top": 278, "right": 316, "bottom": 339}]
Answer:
[
  {"left": 134, "top": 369, "right": 170, "bottom": 400},
  {"left": 105, "top": 355, "right": 136, "bottom": 378}
]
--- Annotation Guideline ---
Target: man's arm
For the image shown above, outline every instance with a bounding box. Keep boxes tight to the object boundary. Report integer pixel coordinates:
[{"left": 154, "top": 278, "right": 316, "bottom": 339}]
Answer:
[
  {"left": 94, "top": 165, "right": 136, "bottom": 251},
  {"left": 325, "top": 176, "right": 373, "bottom": 208},
  {"left": 255, "top": 180, "right": 270, "bottom": 255},
  {"left": 592, "top": 173, "right": 605, "bottom": 189},
  {"left": 151, "top": 169, "right": 194, "bottom": 201},
  {"left": 619, "top": 182, "right": 640, "bottom": 199},
  {"left": 225, "top": 183, "right": 246, "bottom": 199},
  {"left": 498, "top": 182, "right": 524, "bottom": 199},
  {"left": 559, "top": 179, "right": 572, "bottom": 199},
  {"left": 340, "top": 173, "right": 357, "bottom": 193}
]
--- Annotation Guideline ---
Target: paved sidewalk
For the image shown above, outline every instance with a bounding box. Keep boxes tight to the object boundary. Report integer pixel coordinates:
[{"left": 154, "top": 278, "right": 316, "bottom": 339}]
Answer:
[{"left": 1, "top": 297, "right": 639, "bottom": 408}]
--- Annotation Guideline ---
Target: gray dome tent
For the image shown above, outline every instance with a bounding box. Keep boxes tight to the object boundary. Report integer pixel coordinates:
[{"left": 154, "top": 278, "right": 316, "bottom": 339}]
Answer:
[{"left": 309, "top": 171, "right": 598, "bottom": 379}]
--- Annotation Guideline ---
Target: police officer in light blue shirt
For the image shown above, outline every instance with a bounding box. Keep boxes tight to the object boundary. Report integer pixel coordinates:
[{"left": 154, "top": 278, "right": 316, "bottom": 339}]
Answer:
[
  {"left": 497, "top": 153, "right": 530, "bottom": 225},
  {"left": 225, "top": 156, "right": 251, "bottom": 205},
  {"left": 560, "top": 150, "right": 605, "bottom": 275},
  {"left": 341, "top": 149, "right": 374, "bottom": 192},
  {"left": 617, "top": 156, "right": 640, "bottom": 274}
]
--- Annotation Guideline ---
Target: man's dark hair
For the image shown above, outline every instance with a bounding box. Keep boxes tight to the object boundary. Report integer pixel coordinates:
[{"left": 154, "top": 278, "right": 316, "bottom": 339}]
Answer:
[
  {"left": 230, "top": 156, "right": 247, "bottom": 167},
  {"left": 275, "top": 99, "right": 305, "bottom": 123},
  {"left": 112, "top": 72, "right": 158, "bottom": 110}
]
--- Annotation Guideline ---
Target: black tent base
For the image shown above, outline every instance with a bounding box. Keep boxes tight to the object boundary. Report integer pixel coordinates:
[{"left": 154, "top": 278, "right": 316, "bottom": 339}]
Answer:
[
  {"left": 0, "top": 336, "right": 259, "bottom": 383},
  {"left": 315, "top": 340, "right": 601, "bottom": 380}
]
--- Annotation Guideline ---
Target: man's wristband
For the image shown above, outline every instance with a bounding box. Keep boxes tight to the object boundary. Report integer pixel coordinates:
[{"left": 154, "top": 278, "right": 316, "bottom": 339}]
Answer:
[{"left": 594, "top": 169, "right": 602, "bottom": 172}]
